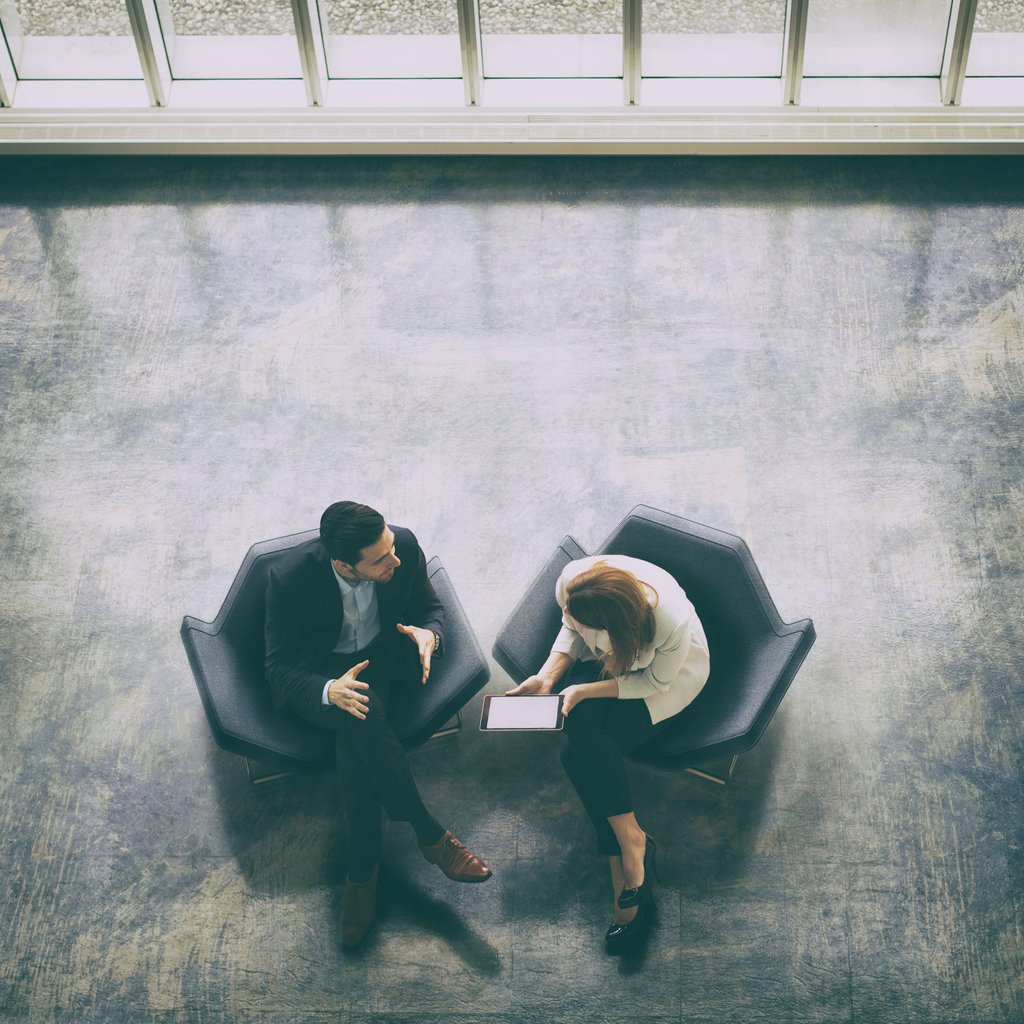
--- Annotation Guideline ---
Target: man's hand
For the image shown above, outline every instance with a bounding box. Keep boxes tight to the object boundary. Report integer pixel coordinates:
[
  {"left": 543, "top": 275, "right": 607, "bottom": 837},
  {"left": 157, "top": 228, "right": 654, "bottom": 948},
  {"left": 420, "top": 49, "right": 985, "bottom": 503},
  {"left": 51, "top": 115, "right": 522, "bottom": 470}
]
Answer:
[
  {"left": 327, "top": 660, "right": 371, "bottom": 719},
  {"left": 504, "top": 674, "right": 553, "bottom": 696},
  {"left": 396, "top": 623, "right": 435, "bottom": 684}
]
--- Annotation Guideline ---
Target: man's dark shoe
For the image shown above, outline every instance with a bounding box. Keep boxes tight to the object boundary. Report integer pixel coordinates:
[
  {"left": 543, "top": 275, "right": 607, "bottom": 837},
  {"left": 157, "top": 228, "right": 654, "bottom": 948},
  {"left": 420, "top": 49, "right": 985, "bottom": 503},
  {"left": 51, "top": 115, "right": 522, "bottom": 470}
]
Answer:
[
  {"left": 341, "top": 865, "right": 378, "bottom": 950},
  {"left": 418, "top": 831, "right": 492, "bottom": 883}
]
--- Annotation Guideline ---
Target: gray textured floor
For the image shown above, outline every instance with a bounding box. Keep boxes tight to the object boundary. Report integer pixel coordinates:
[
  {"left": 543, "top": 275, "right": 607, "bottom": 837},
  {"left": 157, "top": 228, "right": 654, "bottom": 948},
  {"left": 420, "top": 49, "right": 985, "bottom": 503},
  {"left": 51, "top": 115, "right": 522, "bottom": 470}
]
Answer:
[{"left": 1, "top": 156, "right": 1022, "bottom": 1024}]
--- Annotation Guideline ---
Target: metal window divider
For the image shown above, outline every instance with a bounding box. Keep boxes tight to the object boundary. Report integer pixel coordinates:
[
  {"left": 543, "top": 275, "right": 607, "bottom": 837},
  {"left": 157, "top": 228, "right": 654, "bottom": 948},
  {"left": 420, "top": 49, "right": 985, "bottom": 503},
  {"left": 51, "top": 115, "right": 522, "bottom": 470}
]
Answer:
[
  {"left": 125, "top": 0, "right": 172, "bottom": 107},
  {"left": 293, "top": 0, "right": 328, "bottom": 107},
  {"left": 457, "top": 0, "right": 483, "bottom": 106},
  {"left": 0, "top": 53, "right": 13, "bottom": 108},
  {"left": 782, "top": 0, "right": 808, "bottom": 106},
  {"left": 941, "top": 0, "right": 978, "bottom": 106},
  {"left": 623, "top": 0, "right": 641, "bottom": 106},
  {"left": 0, "top": 5, "right": 22, "bottom": 106}
]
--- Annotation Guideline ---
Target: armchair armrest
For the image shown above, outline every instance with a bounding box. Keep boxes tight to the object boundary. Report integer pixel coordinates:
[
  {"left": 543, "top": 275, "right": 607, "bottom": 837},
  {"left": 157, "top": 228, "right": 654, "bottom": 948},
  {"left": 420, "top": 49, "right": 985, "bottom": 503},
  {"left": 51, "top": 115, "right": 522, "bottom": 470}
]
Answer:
[{"left": 492, "top": 536, "right": 588, "bottom": 684}]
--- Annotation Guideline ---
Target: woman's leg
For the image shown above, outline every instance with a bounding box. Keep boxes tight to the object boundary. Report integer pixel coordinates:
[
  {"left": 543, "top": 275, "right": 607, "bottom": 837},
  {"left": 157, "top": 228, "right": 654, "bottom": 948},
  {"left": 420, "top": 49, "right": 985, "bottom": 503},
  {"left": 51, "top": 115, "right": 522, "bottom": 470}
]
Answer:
[
  {"left": 559, "top": 697, "right": 658, "bottom": 848},
  {"left": 607, "top": 813, "right": 650, "bottom": 923},
  {"left": 558, "top": 698, "right": 657, "bottom": 919},
  {"left": 559, "top": 694, "right": 673, "bottom": 922},
  {"left": 558, "top": 724, "right": 621, "bottom": 855}
]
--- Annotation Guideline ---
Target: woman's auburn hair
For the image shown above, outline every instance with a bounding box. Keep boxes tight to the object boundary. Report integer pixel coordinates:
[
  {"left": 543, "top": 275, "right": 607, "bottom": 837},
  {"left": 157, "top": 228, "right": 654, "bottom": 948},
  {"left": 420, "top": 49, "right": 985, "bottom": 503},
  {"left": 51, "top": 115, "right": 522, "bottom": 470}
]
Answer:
[{"left": 564, "top": 561, "right": 658, "bottom": 678}]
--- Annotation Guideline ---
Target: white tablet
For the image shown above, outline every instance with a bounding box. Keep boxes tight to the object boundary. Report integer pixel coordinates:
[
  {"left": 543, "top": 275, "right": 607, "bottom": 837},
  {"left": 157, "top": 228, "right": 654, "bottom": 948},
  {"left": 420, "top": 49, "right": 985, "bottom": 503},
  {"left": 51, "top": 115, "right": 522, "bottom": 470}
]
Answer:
[{"left": 479, "top": 694, "right": 565, "bottom": 731}]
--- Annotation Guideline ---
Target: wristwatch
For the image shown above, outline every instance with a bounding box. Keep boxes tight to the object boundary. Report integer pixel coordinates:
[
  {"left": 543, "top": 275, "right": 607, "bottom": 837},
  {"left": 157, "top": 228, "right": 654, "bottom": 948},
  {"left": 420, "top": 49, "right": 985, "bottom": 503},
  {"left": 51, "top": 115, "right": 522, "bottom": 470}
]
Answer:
[{"left": 431, "top": 630, "right": 440, "bottom": 654}]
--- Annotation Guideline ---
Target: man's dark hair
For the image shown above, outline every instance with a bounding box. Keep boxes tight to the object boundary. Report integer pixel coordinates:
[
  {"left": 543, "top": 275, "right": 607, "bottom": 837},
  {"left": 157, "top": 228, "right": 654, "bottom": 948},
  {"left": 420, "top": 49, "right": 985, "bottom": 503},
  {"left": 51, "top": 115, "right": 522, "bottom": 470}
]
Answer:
[{"left": 320, "top": 501, "right": 386, "bottom": 565}]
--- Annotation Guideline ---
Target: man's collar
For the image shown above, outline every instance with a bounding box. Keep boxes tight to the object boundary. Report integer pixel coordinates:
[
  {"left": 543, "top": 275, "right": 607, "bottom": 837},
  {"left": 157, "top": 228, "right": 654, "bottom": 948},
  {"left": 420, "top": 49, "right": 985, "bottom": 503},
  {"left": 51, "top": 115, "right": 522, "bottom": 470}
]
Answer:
[{"left": 331, "top": 564, "right": 371, "bottom": 591}]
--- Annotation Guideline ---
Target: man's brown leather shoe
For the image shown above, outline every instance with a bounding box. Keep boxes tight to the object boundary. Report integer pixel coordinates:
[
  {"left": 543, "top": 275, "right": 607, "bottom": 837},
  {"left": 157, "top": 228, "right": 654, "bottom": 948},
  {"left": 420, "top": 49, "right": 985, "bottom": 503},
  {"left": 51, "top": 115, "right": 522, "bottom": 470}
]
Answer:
[
  {"left": 341, "top": 866, "right": 378, "bottom": 950},
  {"left": 418, "top": 831, "right": 492, "bottom": 883}
]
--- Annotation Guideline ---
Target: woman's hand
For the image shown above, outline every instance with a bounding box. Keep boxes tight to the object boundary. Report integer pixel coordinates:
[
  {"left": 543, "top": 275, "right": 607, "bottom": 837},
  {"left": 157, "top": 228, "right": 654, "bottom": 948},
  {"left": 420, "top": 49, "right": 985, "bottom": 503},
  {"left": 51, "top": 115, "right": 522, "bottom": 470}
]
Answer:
[
  {"left": 560, "top": 683, "right": 593, "bottom": 716},
  {"left": 504, "top": 674, "right": 553, "bottom": 696}
]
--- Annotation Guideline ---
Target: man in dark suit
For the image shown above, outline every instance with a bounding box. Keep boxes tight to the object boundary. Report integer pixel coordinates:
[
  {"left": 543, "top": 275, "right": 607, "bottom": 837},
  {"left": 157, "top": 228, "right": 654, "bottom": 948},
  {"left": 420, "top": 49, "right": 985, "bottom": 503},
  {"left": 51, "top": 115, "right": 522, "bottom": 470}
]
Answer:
[{"left": 265, "top": 500, "right": 491, "bottom": 949}]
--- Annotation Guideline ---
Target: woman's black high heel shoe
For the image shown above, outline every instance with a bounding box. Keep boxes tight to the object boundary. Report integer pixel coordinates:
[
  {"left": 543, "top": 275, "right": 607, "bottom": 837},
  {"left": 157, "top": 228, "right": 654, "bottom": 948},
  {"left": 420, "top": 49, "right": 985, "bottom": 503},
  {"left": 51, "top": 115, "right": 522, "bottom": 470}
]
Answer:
[
  {"left": 617, "top": 835, "right": 658, "bottom": 910},
  {"left": 605, "top": 886, "right": 655, "bottom": 954}
]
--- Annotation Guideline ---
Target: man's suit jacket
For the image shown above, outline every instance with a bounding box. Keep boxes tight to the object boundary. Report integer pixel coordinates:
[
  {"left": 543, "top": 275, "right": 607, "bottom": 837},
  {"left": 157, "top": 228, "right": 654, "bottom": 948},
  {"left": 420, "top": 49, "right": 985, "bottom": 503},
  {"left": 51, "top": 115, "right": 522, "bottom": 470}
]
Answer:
[{"left": 264, "top": 525, "right": 446, "bottom": 713}]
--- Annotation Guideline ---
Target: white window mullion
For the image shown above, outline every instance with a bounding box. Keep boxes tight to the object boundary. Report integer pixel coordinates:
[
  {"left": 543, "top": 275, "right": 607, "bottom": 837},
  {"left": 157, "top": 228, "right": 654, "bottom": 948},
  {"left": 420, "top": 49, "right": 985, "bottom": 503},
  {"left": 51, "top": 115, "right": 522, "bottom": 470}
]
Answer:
[
  {"left": 942, "top": 0, "right": 978, "bottom": 106},
  {"left": 457, "top": 0, "right": 482, "bottom": 106},
  {"left": 125, "top": 0, "right": 171, "bottom": 107},
  {"left": 292, "top": 0, "right": 328, "bottom": 106},
  {"left": 782, "top": 0, "right": 808, "bottom": 105},
  {"left": 0, "top": 50, "right": 13, "bottom": 107},
  {"left": 623, "top": 0, "right": 641, "bottom": 106},
  {"left": 0, "top": 5, "right": 22, "bottom": 104}
]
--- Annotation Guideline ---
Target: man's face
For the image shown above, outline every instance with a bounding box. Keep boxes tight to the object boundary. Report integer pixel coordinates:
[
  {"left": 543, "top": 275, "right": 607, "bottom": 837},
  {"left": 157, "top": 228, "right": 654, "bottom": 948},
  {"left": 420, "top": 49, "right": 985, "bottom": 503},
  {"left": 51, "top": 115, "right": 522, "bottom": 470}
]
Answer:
[{"left": 334, "top": 527, "right": 401, "bottom": 583}]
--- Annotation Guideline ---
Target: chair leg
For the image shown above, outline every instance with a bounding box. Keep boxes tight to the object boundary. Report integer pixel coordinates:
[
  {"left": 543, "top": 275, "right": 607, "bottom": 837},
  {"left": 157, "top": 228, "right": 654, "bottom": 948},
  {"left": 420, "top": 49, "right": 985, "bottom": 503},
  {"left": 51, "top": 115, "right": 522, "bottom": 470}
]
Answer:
[
  {"left": 685, "top": 754, "right": 738, "bottom": 786},
  {"left": 429, "top": 709, "right": 462, "bottom": 741},
  {"left": 245, "top": 757, "right": 292, "bottom": 785}
]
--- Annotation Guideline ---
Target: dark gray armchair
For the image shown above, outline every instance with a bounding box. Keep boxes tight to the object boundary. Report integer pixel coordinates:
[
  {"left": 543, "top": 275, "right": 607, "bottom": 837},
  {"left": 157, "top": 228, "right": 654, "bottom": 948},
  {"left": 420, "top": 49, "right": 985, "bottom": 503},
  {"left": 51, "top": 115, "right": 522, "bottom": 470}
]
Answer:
[
  {"left": 492, "top": 506, "right": 816, "bottom": 783},
  {"left": 181, "top": 529, "right": 490, "bottom": 782}
]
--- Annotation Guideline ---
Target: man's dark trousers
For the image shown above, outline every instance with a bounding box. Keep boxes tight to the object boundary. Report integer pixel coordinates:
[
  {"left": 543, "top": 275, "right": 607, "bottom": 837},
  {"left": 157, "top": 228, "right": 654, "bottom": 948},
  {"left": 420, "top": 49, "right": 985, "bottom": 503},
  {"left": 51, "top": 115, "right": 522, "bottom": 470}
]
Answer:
[{"left": 287, "top": 637, "right": 433, "bottom": 878}]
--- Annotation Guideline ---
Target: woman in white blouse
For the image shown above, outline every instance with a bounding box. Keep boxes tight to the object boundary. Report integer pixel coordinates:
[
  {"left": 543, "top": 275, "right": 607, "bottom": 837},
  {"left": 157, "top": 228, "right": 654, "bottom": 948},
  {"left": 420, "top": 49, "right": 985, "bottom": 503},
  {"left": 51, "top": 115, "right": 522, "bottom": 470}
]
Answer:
[{"left": 506, "top": 554, "right": 710, "bottom": 953}]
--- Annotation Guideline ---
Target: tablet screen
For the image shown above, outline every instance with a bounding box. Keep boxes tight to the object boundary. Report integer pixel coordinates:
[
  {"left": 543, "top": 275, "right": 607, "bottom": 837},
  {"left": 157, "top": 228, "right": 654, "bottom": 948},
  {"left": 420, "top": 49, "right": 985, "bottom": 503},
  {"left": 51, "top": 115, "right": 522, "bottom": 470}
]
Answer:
[{"left": 480, "top": 695, "right": 563, "bottom": 730}]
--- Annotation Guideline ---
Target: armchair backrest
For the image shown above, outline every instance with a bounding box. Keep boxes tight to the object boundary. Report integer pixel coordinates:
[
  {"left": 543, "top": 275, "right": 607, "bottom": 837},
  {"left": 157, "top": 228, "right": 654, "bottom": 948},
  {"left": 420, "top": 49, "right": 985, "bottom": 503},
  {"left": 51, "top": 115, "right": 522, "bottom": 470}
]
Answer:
[
  {"left": 596, "top": 506, "right": 783, "bottom": 658},
  {"left": 214, "top": 530, "right": 320, "bottom": 661},
  {"left": 597, "top": 505, "right": 814, "bottom": 756}
]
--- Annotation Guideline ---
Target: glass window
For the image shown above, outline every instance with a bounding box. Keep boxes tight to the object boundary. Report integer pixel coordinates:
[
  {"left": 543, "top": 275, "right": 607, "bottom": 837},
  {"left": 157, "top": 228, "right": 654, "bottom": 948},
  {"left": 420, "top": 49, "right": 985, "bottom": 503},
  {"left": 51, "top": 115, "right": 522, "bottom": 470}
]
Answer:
[
  {"left": 969, "top": 0, "right": 1024, "bottom": 76},
  {"left": 153, "top": 0, "right": 302, "bottom": 79},
  {"left": 0, "top": 0, "right": 141, "bottom": 79},
  {"left": 803, "top": 0, "right": 955, "bottom": 77},
  {"left": 320, "top": 0, "right": 461, "bottom": 78},
  {"left": 643, "top": 0, "right": 786, "bottom": 77},
  {"left": 479, "top": 0, "right": 621, "bottom": 78}
]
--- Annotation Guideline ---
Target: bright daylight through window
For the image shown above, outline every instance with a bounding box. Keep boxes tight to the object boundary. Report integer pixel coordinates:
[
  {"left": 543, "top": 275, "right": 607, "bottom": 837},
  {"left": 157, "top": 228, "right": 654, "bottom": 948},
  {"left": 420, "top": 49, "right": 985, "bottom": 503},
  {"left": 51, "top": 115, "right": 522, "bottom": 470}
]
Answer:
[{"left": 0, "top": 0, "right": 1022, "bottom": 150}]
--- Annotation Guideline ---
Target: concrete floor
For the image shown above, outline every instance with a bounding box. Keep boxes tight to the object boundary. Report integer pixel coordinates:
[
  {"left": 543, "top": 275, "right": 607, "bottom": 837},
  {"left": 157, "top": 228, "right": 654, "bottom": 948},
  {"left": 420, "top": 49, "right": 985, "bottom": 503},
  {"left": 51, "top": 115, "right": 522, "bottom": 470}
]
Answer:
[{"left": 0, "top": 156, "right": 1022, "bottom": 1024}]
